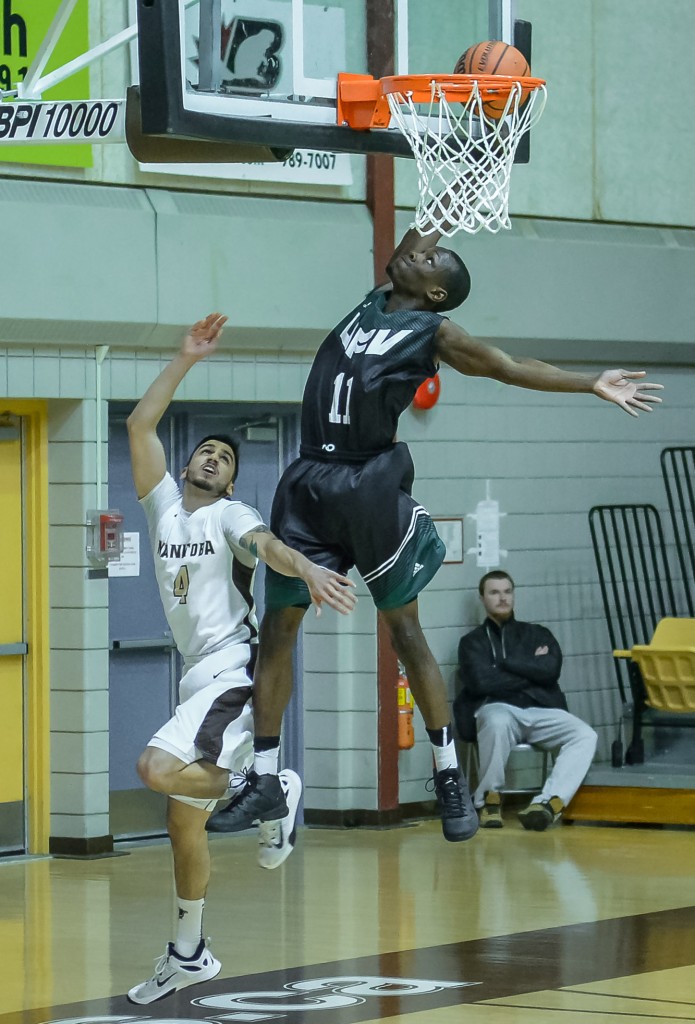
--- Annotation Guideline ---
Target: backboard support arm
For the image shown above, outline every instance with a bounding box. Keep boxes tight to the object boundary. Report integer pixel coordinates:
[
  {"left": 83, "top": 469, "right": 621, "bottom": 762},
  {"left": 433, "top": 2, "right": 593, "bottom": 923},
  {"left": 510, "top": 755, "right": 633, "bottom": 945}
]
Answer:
[
  {"left": 198, "top": 0, "right": 221, "bottom": 92},
  {"left": 489, "top": 0, "right": 518, "bottom": 45},
  {"left": 14, "top": 0, "right": 198, "bottom": 100}
]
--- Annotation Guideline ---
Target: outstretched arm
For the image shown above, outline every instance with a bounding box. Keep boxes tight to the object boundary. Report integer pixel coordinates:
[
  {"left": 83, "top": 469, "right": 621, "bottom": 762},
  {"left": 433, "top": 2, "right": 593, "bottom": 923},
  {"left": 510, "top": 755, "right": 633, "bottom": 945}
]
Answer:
[
  {"left": 239, "top": 527, "right": 357, "bottom": 617},
  {"left": 436, "top": 320, "right": 664, "bottom": 417},
  {"left": 127, "top": 313, "right": 227, "bottom": 497}
]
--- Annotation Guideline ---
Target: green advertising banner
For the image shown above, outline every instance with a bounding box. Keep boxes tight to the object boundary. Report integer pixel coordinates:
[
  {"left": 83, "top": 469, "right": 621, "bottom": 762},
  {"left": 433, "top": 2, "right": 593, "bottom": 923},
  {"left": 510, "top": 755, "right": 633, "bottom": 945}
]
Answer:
[{"left": 0, "top": 0, "right": 91, "bottom": 167}]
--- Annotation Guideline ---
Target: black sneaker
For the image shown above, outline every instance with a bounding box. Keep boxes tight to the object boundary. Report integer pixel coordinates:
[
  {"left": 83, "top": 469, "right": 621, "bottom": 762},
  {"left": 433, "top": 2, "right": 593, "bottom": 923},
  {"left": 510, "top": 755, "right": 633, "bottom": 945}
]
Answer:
[
  {"left": 432, "top": 767, "right": 479, "bottom": 843},
  {"left": 206, "top": 771, "right": 289, "bottom": 834}
]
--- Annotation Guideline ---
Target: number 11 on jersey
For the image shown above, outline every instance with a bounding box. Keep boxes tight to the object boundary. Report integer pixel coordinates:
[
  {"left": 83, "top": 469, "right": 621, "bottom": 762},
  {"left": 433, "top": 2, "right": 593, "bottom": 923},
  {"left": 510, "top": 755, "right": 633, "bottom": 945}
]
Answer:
[{"left": 328, "top": 373, "right": 353, "bottom": 425}]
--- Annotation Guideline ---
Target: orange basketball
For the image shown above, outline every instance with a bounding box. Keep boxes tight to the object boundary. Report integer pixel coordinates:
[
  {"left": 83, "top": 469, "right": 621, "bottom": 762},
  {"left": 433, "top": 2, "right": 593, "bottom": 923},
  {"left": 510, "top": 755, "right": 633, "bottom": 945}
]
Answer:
[{"left": 454, "top": 40, "right": 530, "bottom": 119}]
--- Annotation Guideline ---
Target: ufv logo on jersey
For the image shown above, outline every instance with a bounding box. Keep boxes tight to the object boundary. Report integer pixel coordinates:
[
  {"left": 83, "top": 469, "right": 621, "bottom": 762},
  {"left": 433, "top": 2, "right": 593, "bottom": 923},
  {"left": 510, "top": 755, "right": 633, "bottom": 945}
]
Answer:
[{"left": 340, "top": 313, "right": 412, "bottom": 358}]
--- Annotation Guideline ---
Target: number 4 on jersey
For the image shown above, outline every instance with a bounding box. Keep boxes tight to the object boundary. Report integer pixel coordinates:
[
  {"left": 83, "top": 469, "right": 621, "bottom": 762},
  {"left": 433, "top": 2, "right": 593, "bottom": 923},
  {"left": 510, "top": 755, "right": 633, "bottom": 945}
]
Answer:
[
  {"left": 328, "top": 373, "right": 353, "bottom": 424},
  {"left": 173, "top": 565, "right": 190, "bottom": 604}
]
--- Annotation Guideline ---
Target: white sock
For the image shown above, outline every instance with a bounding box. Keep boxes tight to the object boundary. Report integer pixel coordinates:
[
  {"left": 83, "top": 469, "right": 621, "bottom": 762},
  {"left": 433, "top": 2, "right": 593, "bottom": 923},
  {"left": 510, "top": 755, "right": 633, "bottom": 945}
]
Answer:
[
  {"left": 432, "top": 739, "right": 458, "bottom": 774},
  {"left": 174, "top": 897, "right": 204, "bottom": 958},
  {"left": 254, "top": 746, "right": 279, "bottom": 776}
]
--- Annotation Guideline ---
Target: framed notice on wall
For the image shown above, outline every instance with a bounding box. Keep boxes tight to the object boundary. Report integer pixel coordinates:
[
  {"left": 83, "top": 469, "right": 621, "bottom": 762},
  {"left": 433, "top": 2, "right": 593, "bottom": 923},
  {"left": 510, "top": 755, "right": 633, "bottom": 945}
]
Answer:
[
  {"left": 434, "top": 518, "right": 464, "bottom": 564},
  {"left": 0, "top": 0, "right": 91, "bottom": 168}
]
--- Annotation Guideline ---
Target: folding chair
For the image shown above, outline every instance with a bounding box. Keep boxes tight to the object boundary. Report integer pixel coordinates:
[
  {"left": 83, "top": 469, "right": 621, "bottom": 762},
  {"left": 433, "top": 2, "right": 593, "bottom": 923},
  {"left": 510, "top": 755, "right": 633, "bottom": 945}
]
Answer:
[
  {"left": 616, "top": 618, "right": 695, "bottom": 713},
  {"left": 661, "top": 447, "right": 695, "bottom": 617},
  {"left": 589, "top": 504, "right": 678, "bottom": 764}
]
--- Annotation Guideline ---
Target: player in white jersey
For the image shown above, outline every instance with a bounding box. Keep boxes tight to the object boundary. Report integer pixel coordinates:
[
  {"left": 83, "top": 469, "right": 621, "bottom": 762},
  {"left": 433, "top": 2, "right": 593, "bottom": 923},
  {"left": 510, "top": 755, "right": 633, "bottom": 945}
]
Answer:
[{"left": 126, "top": 313, "right": 356, "bottom": 1005}]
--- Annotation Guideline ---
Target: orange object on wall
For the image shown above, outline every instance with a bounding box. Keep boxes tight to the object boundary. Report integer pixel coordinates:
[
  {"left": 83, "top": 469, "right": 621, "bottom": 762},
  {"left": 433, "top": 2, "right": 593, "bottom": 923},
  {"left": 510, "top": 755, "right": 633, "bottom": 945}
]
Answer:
[
  {"left": 413, "top": 375, "right": 440, "bottom": 410},
  {"left": 397, "top": 666, "right": 415, "bottom": 749}
]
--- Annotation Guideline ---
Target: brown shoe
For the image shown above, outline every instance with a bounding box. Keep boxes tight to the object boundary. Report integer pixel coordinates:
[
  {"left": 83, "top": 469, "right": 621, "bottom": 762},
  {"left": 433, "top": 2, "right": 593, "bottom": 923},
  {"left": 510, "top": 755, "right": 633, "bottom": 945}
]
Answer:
[
  {"left": 479, "top": 790, "right": 503, "bottom": 829},
  {"left": 518, "top": 796, "right": 564, "bottom": 832}
]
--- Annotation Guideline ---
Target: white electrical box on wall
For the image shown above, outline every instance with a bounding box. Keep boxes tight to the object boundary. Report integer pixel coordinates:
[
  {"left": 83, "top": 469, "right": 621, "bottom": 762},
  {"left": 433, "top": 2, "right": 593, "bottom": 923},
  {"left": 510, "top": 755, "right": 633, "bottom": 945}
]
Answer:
[
  {"left": 467, "top": 481, "right": 507, "bottom": 570},
  {"left": 434, "top": 518, "right": 464, "bottom": 563}
]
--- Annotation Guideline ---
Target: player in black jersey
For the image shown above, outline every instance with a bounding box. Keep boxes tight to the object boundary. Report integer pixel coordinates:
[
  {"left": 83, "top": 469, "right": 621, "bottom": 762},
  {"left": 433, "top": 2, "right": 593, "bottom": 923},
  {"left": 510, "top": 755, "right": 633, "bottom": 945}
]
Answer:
[{"left": 206, "top": 218, "right": 663, "bottom": 843}]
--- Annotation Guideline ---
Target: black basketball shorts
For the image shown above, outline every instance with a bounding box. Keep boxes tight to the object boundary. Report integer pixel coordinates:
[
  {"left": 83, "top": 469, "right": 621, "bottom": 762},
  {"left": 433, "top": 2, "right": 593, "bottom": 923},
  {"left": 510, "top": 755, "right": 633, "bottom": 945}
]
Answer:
[{"left": 265, "top": 442, "right": 445, "bottom": 611}]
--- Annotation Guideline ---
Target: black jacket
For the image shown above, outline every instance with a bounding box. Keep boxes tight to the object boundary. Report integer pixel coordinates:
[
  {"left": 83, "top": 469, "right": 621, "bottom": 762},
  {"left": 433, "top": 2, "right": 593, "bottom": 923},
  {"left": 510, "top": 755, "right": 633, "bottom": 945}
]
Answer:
[{"left": 454, "top": 615, "right": 567, "bottom": 742}]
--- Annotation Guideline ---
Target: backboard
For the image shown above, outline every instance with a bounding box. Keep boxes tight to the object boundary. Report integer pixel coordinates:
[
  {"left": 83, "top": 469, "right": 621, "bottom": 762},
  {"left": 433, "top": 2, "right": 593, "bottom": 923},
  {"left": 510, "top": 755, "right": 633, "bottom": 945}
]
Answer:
[
  {"left": 134, "top": 0, "right": 534, "bottom": 161},
  {"left": 0, "top": 0, "right": 536, "bottom": 193}
]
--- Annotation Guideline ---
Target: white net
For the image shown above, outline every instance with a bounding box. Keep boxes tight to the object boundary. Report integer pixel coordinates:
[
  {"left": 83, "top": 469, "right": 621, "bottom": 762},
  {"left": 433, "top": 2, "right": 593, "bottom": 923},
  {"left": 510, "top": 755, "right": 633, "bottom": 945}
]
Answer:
[{"left": 385, "top": 77, "right": 547, "bottom": 236}]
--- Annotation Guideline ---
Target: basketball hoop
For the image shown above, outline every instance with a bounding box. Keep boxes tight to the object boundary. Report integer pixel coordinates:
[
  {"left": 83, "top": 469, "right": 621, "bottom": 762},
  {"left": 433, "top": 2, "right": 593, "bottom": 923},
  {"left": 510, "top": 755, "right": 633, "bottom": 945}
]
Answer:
[{"left": 338, "top": 73, "right": 547, "bottom": 236}]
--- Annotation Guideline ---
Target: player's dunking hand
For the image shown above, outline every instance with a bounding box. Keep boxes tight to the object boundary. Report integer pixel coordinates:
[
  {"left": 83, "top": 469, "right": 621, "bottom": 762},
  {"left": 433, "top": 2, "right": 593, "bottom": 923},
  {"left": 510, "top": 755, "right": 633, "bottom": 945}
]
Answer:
[
  {"left": 181, "top": 313, "right": 228, "bottom": 361},
  {"left": 592, "top": 369, "right": 664, "bottom": 417},
  {"left": 303, "top": 565, "right": 357, "bottom": 617}
]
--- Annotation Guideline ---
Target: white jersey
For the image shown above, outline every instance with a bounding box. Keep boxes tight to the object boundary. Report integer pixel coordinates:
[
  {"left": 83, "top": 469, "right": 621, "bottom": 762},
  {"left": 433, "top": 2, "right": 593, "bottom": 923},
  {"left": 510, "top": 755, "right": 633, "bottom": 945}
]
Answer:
[{"left": 140, "top": 473, "right": 264, "bottom": 664}]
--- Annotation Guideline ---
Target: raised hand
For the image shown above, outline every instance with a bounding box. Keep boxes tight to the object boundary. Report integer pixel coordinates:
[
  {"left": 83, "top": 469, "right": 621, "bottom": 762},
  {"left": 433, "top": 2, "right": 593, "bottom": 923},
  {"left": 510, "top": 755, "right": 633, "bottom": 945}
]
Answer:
[
  {"left": 593, "top": 369, "right": 664, "bottom": 417},
  {"left": 304, "top": 566, "right": 357, "bottom": 617},
  {"left": 181, "top": 313, "right": 228, "bottom": 361}
]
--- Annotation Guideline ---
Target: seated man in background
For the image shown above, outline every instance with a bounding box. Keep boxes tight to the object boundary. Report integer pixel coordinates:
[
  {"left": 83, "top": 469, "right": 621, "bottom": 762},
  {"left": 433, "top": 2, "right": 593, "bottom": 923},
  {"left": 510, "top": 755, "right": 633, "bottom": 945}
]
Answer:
[{"left": 455, "top": 570, "right": 598, "bottom": 831}]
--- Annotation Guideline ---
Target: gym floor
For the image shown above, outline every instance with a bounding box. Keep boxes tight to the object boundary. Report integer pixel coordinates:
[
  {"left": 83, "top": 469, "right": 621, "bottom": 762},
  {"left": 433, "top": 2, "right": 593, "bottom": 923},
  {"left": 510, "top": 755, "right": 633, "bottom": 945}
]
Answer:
[{"left": 1, "top": 815, "right": 694, "bottom": 1023}]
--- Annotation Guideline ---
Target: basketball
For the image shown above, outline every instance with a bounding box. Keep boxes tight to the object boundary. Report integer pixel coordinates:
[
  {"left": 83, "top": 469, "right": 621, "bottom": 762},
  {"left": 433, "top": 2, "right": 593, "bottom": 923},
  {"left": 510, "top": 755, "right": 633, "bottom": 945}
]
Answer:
[{"left": 454, "top": 40, "right": 530, "bottom": 119}]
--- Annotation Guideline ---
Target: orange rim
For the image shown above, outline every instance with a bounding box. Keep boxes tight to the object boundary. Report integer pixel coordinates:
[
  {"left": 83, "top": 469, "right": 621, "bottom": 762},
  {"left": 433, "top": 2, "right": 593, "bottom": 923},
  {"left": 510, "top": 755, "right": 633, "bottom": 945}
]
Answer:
[{"left": 380, "top": 73, "right": 546, "bottom": 103}]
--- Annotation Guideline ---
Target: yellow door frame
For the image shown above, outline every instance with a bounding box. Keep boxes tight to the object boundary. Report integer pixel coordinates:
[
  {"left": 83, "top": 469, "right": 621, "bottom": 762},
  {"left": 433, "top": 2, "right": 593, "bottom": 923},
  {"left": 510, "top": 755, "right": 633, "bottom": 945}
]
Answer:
[{"left": 2, "top": 400, "right": 50, "bottom": 854}]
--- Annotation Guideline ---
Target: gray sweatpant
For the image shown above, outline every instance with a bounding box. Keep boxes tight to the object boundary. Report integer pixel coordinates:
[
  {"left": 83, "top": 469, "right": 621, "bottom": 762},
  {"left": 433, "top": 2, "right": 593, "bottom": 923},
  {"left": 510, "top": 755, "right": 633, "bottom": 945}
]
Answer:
[{"left": 473, "top": 702, "right": 598, "bottom": 808}]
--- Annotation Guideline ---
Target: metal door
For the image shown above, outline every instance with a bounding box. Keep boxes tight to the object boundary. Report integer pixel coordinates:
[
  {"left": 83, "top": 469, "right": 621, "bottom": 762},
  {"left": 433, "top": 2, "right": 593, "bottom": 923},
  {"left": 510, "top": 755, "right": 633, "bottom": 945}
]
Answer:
[{"left": 0, "top": 418, "right": 26, "bottom": 853}]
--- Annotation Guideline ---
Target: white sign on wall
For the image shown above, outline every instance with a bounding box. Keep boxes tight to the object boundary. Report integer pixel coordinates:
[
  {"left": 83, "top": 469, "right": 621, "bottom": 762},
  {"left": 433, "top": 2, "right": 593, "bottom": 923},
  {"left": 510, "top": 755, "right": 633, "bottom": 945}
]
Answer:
[
  {"left": 138, "top": 148, "right": 353, "bottom": 186},
  {"left": 108, "top": 532, "right": 140, "bottom": 577},
  {"left": 435, "top": 518, "right": 464, "bottom": 563}
]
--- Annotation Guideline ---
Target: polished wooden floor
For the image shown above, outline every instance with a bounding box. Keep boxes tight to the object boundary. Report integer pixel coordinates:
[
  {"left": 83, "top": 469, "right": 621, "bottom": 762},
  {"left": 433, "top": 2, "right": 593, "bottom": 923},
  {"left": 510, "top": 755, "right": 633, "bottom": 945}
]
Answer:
[{"left": 1, "top": 813, "right": 694, "bottom": 1023}]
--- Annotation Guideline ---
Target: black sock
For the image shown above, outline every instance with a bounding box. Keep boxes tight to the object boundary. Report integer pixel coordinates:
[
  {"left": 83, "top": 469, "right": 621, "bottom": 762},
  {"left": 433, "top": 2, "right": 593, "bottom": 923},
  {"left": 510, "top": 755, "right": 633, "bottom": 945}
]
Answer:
[
  {"left": 254, "top": 735, "right": 280, "bottom": 752},
  {"left": 426, "top": 724, "right": 453, "bottom": 747}
]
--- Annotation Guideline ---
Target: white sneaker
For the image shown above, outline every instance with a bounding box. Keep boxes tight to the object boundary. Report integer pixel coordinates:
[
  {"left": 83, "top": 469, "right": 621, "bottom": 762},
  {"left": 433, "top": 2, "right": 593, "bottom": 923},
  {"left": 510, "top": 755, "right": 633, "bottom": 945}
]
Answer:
[
  {"left": 257, "top": 769, "right": 302, "bottom": 870},
  {"left": 127, "top": 939, "right": 221, "bottom": 1004}
]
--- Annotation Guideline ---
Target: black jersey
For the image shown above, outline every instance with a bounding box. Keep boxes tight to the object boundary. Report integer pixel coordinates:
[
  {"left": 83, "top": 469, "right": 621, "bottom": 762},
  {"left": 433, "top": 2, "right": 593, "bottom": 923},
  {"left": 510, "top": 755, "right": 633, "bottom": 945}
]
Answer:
[{"left": 299, "top": 289, "right": 443, "bottom": 462}]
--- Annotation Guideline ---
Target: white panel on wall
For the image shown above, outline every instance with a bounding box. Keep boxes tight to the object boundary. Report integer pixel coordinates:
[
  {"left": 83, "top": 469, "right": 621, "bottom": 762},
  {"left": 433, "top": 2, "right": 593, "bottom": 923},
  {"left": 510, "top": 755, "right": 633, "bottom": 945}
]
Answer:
[
  {"left": 508, "top": 0, "right": 595, "bottom": 222},
  {"left": 0, "top": 181, "right": 156, "bottom": 346},
  {"left": 3, "top": 175, "right": 694, "bottom": 360},
  {"left": 593, "top": 0, "right": 695, "bottom": 227},
  {"left": 0, "top": 181, "right": 374, "bottom": 351},
  {"left": 437, "top": 215, "right": 695, "bottom": 361},
  {"left": 147, "top": 191, "right": 374, "bottom": 351}
]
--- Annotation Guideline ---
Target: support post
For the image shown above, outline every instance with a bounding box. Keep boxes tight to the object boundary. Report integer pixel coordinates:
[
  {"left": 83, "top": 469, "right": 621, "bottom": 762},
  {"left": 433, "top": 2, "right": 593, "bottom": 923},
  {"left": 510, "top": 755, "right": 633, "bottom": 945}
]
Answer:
[{"left": 366, "top": 0, "right": 399, "bottom": 815}]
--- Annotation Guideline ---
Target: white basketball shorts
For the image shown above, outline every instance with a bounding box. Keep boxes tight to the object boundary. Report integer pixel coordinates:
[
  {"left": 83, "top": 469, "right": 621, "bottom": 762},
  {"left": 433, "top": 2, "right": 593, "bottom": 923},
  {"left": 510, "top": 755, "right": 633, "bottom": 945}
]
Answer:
[{"left": 149, "top": 644, "right": 254, "bottom": 811}]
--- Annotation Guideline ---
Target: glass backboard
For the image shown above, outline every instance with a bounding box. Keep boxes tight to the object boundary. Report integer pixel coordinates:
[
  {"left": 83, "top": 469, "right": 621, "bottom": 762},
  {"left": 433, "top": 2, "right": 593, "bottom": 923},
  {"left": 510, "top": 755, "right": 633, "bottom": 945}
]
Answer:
[{"left": 135, "top": 0, "right": 534, "bottom": 161}]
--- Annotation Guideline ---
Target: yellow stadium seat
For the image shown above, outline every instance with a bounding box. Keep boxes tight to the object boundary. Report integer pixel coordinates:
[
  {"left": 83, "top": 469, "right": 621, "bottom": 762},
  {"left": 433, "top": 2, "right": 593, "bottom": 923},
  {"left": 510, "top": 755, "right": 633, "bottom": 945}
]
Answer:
[{"left": 614, "top": 618, "right": 695, "bottom": 713}]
